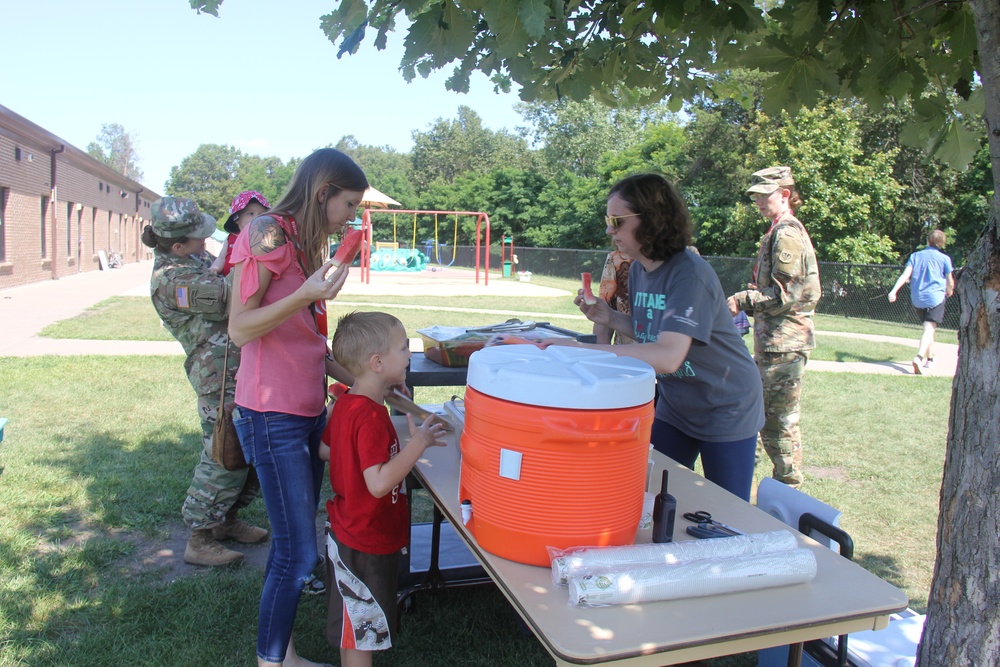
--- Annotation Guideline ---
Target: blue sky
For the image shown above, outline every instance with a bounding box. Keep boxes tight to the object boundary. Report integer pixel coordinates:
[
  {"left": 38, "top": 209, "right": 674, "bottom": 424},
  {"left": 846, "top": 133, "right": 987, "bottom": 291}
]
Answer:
[{"left": 3, "top": 0, "right": 525, "bottom": 194}]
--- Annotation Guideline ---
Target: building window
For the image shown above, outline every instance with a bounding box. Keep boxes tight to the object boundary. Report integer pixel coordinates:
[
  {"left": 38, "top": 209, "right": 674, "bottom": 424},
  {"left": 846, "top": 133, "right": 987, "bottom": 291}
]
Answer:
[
  {"left": 91, "top": 209, "right": 97, "bottom": 255},
  {"left": 41, "top": 196, "right": 50, "bottom": 258},
  {"left": 0, "top": 188, "right": 7, "bottom": 262}
]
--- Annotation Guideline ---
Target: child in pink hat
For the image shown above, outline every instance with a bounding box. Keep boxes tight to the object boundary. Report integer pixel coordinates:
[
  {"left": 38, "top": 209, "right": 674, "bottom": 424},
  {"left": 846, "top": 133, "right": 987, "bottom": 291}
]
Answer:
[{"left": 211, "top": 190, "right": 270, "bottom": 275}]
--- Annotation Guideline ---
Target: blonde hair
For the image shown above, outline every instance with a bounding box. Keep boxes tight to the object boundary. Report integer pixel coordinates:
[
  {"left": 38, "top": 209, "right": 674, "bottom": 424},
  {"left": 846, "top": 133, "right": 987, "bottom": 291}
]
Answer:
[
  {"left": 928, "top": 229, "right": 946, "bottom": 249},
  {"left": 269, "top": 148, "right": 368, "bottom": 274},
  {"left": 332, "top": 311, "right": 403, "bottom": 376}
]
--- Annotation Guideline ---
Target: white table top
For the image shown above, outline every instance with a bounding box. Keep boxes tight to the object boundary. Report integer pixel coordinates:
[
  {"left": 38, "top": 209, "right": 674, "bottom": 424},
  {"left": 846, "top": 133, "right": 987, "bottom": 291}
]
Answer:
[{"left": 395, "top": 416, "right": 909, "bottom": 666}]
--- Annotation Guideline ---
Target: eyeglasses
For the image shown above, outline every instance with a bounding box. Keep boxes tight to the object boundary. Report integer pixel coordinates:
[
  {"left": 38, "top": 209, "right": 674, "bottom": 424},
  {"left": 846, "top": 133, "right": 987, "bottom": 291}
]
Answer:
[{"left": 605, "top": 213, "right": 641, "bottom": 230}]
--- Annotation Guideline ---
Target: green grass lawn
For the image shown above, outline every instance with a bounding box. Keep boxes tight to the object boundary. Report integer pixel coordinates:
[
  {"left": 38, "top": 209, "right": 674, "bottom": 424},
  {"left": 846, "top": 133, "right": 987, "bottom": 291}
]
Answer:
[
  {"left": 0, "top": 356, "right": 947, "bottom": 667},
  {"left": 37, "top": 294, "right": 949, "bottom": 369},
  {"left": 8, "top": 279, "right": 953, "bottom": 666},
  {"left": 38, "top": 296, "right": 176, "bottom": 341}
]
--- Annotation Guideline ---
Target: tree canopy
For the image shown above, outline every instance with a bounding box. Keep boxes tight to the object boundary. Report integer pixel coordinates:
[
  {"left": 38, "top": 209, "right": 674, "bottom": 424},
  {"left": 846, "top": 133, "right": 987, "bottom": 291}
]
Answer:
[
  {"left": 87, "top": 123, "right": 143, "bottom": 182},
  {"left": 164, "top": 144, "right": 295, "bottom": 225},
  {"left": 301, "top": 0, "right": 985, "bottom": 171},
  {"left": 163, "top": 97, "right": 990, "bottom": 263}
]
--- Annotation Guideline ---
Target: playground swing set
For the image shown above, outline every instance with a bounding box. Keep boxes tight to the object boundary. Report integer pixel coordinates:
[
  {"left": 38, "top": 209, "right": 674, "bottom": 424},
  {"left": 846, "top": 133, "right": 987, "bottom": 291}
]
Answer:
[{"left": 357, "top": 207, "right": 506, "bottom": 286}]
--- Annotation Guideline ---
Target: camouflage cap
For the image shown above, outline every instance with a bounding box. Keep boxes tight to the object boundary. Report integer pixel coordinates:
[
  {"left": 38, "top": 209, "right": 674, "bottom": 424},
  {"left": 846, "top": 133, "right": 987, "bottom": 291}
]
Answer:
[
  {"left": 150, "top": 197, "right": 217, "bottom": 239},
  {"left": 746, "top": 166, "right": 795, "bottom": 195}
]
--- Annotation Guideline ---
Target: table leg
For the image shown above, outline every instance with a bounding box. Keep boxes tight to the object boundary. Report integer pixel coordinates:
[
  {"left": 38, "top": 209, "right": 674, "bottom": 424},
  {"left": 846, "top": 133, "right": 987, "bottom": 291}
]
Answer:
[{"left": 786, "top": 642, "right": 803, "bottom": 667}]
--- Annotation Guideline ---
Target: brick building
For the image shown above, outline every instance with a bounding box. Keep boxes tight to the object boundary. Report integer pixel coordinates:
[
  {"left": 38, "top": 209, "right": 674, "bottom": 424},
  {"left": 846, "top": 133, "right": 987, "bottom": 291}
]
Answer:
[{"left": 0, "top": 104, "right": 161, "bottom": 290}]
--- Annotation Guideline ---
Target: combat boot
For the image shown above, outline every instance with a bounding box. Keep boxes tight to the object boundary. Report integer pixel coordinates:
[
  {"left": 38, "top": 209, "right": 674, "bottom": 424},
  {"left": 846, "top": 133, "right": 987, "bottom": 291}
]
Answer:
[
  {"left": 184, "top": 529, "right": 244, "bottom": 566},
  {"left": 212, "top": 511, "right": 269, "bottom": 544}
]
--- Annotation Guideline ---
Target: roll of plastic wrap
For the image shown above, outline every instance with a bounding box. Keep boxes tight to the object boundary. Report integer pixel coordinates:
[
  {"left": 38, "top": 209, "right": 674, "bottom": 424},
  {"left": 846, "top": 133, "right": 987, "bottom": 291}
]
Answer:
[
  {"left": 568, "top": 548, "right": 817, "bottom": 607},
  {"left": 551, "top": 530, "right": 798, "bottom": 586}
]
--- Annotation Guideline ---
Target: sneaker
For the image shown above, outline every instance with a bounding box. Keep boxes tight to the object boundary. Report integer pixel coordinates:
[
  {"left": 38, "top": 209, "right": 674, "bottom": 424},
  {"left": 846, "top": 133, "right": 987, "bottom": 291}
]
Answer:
[
  {"left": 924, "top": 357, "right": 935, "bottom": 370},
  {"left": 912, "top": 356, "right": 924, "bottom": 375},
  {"left": 302, "top": 573, "right": 326, "bottom": 596}
]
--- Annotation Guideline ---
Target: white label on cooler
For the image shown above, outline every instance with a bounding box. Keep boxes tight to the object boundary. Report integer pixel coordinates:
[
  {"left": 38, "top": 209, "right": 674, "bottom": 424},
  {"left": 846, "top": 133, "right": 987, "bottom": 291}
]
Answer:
[{"left": 499, "top": 449, "right": 523, "bottom": 481}]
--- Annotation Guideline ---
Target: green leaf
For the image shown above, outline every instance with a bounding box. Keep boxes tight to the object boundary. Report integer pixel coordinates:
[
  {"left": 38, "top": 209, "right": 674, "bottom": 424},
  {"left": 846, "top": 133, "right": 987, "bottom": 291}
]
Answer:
[
  {"left": 758, "top": 50, "right": 839, "bottom": 114},
  {"left": 189, "top": 0, "right": 222, "bottom": 17},
  {"left": 320, "top": 0, "right": 369, "bottom": 42},
  {"left": 483, "top": 1, "right": 531, "bottom": 58},
  {"left": 404, "top": 9, "right": 452, "bottom": 64},
  {"left": 789, "top": 0, "right": 820, "bottom": 40},
  {"left": 440, "top": 1, "right": 478, "bottom": 59},
  {"left": 954, "top": 88, "right": 986, "bottom": 118},
  {"left": 932, "top": 119, "right": 981, "bottom": 171},
  {"left": 518, "top": 0, "right": 550, "bottom": 39},
  {"left": 935, "top": 6, "right": 977, "bottom": 62}
]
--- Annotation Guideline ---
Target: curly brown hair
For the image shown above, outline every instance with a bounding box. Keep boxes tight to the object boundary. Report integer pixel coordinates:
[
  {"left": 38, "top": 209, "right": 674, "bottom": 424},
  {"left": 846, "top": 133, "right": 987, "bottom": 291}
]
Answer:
[{"left": 608, "top": 174, "right": 691, "bottom": 262}]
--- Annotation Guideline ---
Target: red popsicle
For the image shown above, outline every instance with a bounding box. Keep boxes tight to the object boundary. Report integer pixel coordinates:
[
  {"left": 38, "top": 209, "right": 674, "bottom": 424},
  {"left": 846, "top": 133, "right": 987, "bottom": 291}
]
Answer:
[
  {"left": 332, "top": 228, "right": 364, "bottom": 268},
  {"left": 581, "top": 272, "right": 598, "bottom": 305},
  {"left": 328, "top": 381, "right": 350, "bottom": 400}
]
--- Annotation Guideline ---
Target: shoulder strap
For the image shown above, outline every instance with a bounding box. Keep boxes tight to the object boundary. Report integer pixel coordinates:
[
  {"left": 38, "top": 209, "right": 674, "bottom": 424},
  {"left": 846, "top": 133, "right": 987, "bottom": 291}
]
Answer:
[
  {"left": 272, "top": 214, "right": 327, "bottom": 337},
  {"left": 219, "top": 341, "right": 230, "bottom": 405}
]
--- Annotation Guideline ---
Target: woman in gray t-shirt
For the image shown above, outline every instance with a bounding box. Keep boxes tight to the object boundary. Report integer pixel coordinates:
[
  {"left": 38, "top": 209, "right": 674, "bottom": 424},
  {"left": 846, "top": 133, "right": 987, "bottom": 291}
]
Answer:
[{"left": 562, "top": 174, "right": 764, "bottom": 501}]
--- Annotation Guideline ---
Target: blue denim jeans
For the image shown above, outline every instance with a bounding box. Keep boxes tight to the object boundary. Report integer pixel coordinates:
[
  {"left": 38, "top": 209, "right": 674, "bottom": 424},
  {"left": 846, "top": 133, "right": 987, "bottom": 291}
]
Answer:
[
  {"left": 234, "top": 406, "right": 326, "bottom": 663},
  {"left": 651, "top": 418, "right": 757, "bottom": 502}
]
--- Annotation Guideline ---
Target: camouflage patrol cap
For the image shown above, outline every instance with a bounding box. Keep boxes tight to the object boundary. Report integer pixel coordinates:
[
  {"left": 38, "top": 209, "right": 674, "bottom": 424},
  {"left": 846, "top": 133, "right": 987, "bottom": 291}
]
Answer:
[
  {"left": 150, "top": 197, "right": 217, "bottom": 239},
  {"left": 746, "top": 166, "right": 795, "bottom": 195}
]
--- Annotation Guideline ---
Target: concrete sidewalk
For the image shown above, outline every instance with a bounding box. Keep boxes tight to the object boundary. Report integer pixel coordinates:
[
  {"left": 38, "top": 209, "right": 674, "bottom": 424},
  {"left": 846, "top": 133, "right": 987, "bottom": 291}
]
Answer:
[
  {"left": 0, "top": 261, "right": 958, "bottom": 377},
  {"left": 0, "top": 261, "right": 184, "bottom": 357}
]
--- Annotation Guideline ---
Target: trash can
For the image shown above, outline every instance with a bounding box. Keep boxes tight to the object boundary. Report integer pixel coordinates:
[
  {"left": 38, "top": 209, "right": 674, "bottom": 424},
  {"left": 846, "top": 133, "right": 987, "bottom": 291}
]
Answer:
[{"left": 503, "top": 261, "right": 512, "bottom": 277}]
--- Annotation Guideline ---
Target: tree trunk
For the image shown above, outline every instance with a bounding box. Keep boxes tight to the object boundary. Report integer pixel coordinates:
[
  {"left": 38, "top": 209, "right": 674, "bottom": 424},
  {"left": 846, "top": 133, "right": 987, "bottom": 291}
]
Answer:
[{"left": 917, "top": 1, "right": 1000, "bottom": 664}]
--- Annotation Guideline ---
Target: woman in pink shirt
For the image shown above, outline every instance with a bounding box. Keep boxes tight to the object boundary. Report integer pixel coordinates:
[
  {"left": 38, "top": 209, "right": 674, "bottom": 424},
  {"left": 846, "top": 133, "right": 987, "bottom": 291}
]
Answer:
[{"left": 229, "top": 148, "right": 365, "bottom": 667}]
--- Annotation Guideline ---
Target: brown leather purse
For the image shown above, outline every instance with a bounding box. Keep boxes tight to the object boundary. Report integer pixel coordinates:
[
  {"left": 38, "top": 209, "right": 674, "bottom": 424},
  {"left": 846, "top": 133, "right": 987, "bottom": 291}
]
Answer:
[{"left": 212, "top": 341, "right": 248, "bottom": 471}]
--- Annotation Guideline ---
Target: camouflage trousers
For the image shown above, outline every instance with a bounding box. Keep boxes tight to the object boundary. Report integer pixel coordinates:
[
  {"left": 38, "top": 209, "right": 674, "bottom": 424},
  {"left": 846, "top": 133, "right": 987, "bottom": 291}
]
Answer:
[
  {"left": 756, "top": 350, "right": 809, "bottom": 487},
  {"left": 181, "top": 392, "right": 260, "bottom": 530}
]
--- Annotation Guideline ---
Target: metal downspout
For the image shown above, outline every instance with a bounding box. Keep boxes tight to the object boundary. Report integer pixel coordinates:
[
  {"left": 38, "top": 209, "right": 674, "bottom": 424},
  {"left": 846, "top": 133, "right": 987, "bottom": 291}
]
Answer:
[
  {"left": 50, "top": 144, "right": 66, "bottom": 279},
  {"left": 135, "top": 188, "right": 143, "bottom": 262}
]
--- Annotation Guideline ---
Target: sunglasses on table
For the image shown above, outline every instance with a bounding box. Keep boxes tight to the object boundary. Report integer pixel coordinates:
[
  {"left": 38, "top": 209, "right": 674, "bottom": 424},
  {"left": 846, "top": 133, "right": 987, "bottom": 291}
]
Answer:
[{"left": 605, "top": 213, "right": 641, "bottom": 230}]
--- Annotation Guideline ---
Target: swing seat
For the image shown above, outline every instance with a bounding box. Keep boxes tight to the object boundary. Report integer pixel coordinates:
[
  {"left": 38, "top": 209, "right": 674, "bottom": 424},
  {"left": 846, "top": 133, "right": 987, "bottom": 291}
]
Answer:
[{"left": 376, "top": 241, "right": 399, "bottom": 252}]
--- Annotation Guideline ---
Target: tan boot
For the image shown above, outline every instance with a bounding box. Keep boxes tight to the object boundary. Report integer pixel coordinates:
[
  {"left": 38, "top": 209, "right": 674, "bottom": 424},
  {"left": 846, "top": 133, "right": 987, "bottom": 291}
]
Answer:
[
  {"left": 211, "top": 512, "right": 269, "bottom": 544},
  {"left": 184, "top": 529, "right": 244, "bottom": 566}
]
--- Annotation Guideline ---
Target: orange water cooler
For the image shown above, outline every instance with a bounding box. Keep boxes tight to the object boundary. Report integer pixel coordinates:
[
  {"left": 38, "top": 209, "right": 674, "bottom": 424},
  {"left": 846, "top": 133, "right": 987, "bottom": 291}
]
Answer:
[{"left": 459, "top": 345, "right": 656, "bottom": 566}]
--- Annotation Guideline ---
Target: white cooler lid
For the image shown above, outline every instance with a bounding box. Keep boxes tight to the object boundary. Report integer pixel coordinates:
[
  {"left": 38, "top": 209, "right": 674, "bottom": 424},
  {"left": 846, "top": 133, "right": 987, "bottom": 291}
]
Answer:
[{"left": 466, "top": 345, "right": 655, "bottom": 409}]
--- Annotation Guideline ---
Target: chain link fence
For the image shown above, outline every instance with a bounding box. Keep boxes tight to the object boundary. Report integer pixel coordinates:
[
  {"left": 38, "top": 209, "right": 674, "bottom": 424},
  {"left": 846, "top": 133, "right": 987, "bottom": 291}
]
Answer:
[{"left": 430, "top": 244, "right": 958, "bottom": 331}]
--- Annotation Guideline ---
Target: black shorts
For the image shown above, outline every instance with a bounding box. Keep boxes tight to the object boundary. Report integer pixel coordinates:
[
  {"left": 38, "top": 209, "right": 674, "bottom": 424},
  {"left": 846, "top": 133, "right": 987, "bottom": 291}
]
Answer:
[
  {"left": 915, "top": 301, "right": 946, "bottom": 325},
  {"left": 325, "top": 533, "right": 400, "bottom": 652}
]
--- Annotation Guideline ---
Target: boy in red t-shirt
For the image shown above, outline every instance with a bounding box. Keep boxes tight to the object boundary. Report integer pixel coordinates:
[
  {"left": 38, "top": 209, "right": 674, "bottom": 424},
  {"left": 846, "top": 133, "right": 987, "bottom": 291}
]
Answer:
[{"left": 321, "top": 311, "right": 447, "bottom": 667}]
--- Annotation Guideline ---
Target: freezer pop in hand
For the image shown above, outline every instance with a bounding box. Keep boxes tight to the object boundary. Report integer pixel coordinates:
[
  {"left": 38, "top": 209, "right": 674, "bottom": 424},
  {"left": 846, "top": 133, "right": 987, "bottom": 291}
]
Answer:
[
  {"left": 581, "top": 272, "right": 598, "bottom": 305},
  {"left": 328, "top": 381, "right": 350, "bottom": 400},
  {"left": 329, "top": 228, "right": 364, "bottom": 275}
]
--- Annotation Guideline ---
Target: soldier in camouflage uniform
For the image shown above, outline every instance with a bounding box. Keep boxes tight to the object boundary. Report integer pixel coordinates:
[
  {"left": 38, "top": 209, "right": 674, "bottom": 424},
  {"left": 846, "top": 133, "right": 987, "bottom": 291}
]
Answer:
[
  {"left": 727, "top": 167, "right": 821, "bottom": 487},
  {"left": 142, "top": 196, "right": 266, "bottom": 566}
]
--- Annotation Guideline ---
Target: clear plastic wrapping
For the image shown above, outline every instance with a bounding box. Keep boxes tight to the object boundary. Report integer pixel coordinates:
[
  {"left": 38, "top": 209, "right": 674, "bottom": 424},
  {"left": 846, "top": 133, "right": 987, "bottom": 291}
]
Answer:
[
  {"left": 550, "top": 530, "right": 799, "bottom": 586},
  {"left": 567, "top": 548, "right": 817, "bottom": 607}
]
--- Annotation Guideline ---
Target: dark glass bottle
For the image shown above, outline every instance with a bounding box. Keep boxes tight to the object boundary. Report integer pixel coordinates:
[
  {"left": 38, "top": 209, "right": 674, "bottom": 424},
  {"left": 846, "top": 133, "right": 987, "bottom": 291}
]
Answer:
[{"left": 651, "top": 470, "right": 677, "bottom": 543}]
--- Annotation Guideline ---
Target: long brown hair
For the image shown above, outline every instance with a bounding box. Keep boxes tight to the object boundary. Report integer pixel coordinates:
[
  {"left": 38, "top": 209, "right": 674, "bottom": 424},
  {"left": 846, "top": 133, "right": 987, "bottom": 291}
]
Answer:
[{"left": 269, "top": 148, "right": 368, "bottom": 273}]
